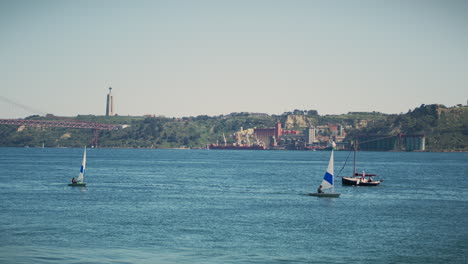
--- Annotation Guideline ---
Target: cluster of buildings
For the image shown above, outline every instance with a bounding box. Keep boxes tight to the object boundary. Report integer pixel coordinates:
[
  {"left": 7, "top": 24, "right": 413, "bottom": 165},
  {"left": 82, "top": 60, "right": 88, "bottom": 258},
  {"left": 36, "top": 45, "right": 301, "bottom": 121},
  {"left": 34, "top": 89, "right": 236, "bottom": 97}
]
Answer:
[
  {"left": 210, "top": 122, "right": 348, "bottom": 150},
  {"left": 104, "top": 88, "right": 426, "bottom": 151},
  {"left": 216, "top": 121, "right": 426, "bottom": 151},
  {"left": 254, "top": 122, "right": 347, "bottom": 150}
]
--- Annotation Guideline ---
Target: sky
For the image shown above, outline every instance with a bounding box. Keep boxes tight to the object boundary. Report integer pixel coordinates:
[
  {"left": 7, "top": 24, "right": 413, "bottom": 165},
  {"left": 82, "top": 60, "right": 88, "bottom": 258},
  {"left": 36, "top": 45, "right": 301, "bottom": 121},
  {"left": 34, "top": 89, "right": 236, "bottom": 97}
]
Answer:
[{"left": 0, "top": 0, "right": 467, "bottom": 118}]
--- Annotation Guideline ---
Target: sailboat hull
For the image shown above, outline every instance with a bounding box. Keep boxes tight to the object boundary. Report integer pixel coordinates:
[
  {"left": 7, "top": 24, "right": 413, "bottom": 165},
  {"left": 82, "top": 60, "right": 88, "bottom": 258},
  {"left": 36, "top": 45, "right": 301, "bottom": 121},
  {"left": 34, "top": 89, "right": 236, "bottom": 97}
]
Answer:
[
  {"left": 308, "top": 193, "right": 341, "bottom": 198},
  {"left": 342, "top": 177, "right": 381, "bottom": 186},
  {"left": 68, "top": 183, "right": 86, "bottom": 187}
]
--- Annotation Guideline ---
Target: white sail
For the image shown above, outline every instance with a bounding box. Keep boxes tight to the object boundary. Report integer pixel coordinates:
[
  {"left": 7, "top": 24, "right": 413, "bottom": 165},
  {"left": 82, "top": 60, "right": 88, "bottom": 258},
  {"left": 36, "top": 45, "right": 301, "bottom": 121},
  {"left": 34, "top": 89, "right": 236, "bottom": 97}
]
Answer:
[
  {"left": 320, "top": 150, "right": 334, "bottom": 191},
  {"left": 77, "top": 147, "right": 86, "bottom": 182}
]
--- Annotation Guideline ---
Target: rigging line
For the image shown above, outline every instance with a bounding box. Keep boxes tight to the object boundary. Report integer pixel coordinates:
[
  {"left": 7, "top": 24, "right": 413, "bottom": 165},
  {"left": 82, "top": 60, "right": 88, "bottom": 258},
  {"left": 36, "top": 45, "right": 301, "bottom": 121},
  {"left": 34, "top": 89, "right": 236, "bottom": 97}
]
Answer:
[
  {"left": 357, "top": 135, "right": 397, "bottom": 144},
  {"left": 0, "top": 95, "right": 47, "bottom": 116},
  {"left": 336, "top": 150, "right": 352, "bottom": 178}
]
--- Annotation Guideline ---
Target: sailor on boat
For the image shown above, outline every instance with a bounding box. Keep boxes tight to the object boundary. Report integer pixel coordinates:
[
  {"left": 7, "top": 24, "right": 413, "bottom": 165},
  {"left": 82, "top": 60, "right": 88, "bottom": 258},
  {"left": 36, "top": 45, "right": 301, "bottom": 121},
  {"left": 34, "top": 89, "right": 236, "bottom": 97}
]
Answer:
[
  {"left": 71, "top": 177, "right": 77, "bottom": 184},
  {"left": 317, "top": 185, "right": 323, "bottom": 193}
]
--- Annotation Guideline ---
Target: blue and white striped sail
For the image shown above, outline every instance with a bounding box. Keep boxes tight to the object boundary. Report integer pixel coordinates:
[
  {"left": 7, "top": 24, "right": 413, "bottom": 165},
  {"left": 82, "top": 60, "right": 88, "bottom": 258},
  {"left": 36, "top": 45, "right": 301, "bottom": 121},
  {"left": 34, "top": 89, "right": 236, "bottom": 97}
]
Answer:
[
  {"left": 320, "top": 150, "right": 334, "bottom": 192},
  {"left": 77, "top": 147, "right": 86, "bottom": 182}
]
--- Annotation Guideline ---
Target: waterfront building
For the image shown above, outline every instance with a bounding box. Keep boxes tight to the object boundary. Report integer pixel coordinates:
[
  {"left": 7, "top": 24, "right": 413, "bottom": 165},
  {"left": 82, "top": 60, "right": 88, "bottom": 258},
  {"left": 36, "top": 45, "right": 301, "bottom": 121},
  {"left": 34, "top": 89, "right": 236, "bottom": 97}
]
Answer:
[
  {"left": 254, "top": 122, "right": 282, "bottom": 147},
  {"left": 305, "top": 127, "right": 316, "bottom": 144}
]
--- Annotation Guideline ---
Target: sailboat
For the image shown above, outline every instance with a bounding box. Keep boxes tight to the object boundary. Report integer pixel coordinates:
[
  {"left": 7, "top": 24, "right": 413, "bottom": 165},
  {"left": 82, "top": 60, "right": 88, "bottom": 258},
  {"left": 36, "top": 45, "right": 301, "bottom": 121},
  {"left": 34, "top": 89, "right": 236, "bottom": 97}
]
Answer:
[
  {"left": 308, "top": 150, "right": 341, "bottom": 197},
  {"left": 68, "top": 147, "right": 87, "bottom": 187},
  {"left": 341, "top": 139, "right": 382, "bottom": 186}
]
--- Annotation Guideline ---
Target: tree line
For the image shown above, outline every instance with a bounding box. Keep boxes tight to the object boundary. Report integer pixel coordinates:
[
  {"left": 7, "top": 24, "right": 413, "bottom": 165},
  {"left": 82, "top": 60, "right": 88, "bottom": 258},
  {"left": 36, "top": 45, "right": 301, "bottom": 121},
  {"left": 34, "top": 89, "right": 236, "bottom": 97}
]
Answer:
[{"left": 0, "top": 105, "right": 466, "bottom": 151}]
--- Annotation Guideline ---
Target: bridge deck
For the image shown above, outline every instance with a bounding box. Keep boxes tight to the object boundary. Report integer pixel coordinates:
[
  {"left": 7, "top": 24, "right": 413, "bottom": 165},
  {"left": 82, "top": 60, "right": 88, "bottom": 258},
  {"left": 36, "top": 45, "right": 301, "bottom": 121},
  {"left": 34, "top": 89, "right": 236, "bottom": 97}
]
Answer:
[{"left": 0, "top": 119, "right": 120, "bottom": 130}]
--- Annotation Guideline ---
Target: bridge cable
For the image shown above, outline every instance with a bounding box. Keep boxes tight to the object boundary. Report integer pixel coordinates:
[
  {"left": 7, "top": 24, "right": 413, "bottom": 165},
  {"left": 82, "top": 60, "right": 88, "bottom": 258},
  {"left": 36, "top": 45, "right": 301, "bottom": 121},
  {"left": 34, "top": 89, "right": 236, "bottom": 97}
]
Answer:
[{"left": 0, "top": 95, "right": 47, "bottom": 116}]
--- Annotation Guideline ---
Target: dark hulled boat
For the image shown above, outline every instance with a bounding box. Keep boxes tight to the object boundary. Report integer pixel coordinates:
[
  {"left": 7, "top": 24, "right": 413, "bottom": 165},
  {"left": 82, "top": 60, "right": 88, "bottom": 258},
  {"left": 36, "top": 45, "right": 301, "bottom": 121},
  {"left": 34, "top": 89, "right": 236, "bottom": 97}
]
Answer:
[
  {"left": 342, "top": 173, "right": 381, "bottom": 186},
  {"left": 341, "top": 139, "right": 383, "bottom": 186}
]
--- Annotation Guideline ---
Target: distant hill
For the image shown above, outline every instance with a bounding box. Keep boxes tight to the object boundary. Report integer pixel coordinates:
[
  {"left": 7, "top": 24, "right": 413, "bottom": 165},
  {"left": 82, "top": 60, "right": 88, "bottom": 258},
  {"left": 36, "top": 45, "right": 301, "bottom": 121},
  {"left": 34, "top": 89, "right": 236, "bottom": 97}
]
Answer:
[
  {"left": 0, "top": 105, "right": 466, "bottom": 151},
  {"left": 349, "top": 104, "right": 468, "bottom": 151}
]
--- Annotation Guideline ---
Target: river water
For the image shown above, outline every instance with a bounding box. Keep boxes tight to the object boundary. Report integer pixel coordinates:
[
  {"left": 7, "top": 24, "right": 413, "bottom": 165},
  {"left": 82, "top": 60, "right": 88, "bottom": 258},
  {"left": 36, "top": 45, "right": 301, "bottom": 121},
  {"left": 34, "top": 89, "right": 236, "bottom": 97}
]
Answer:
[{"left": 0, "top": 148, "right": 467, "bottom": 263}]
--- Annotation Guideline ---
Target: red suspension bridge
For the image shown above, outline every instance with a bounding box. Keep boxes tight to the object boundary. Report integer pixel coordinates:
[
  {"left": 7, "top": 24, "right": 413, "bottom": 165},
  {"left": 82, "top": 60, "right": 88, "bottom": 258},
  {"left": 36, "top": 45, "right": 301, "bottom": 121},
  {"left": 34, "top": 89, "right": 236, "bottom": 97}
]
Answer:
[
  {"left": 0, "top": 119, "right": 121, "bottom": 130},
  {"left": 0, "top": 119, "right": 123, "bottom": 147},
  {"left": 0, "top": 95, "right": 124, "bottom": 147}
]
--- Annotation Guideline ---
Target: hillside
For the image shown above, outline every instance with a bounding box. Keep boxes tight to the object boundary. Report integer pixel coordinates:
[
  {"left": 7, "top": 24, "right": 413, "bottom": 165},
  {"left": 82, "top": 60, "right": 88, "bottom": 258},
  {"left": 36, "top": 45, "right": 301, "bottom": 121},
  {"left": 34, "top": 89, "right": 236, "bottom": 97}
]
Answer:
[
  {"left": 349, "top": 104, "right": 468, "bottom": 151},
  {"left": 0, "top": 105, "right": 466, "bottom": 151},
  {"left": 0, "top": 113, "right": 278, "bottom": 148}
]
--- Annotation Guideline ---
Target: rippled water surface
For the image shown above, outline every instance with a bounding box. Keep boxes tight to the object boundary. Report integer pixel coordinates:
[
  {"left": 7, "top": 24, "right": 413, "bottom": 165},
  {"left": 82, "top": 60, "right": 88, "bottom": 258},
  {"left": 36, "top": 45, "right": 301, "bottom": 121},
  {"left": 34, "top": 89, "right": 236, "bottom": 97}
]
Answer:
[{"left": 0, "top": 148, "right": 467, "bottom": 263}]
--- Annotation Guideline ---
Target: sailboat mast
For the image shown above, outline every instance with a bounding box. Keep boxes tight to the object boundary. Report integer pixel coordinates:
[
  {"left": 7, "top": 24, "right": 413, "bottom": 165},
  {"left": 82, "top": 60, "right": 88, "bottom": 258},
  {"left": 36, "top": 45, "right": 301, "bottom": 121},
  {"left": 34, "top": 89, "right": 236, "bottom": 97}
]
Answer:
[
  {"left": 331, "top": 150, "right": 335, "bottom": 193},
  {"left": 77, "top": 147, "right": 86, "bottom": 182},
  {"left": 330, "top": 149, "right": 335, "bottom": 193},
  {"left": 353, "top": 137, "right": 357, "bottom": 176},
  {"left": 331, "top": 171, "right": 334, "bottom": 193}
]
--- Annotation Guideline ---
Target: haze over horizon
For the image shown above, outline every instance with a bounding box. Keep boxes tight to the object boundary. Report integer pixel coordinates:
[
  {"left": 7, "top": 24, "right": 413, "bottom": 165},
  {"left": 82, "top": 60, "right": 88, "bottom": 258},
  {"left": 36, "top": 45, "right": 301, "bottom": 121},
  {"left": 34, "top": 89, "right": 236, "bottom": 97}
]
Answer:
[{"left": 1, "top": 0, "right": 467, "bottom": 119}]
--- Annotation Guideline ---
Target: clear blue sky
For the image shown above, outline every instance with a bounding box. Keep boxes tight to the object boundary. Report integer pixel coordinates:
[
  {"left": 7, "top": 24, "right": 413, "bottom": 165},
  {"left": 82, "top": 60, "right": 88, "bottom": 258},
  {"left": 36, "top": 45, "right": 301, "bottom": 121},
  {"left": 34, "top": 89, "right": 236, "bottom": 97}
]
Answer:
[{"left": 1, "top": 0, "right": 467, "bottom": 118}]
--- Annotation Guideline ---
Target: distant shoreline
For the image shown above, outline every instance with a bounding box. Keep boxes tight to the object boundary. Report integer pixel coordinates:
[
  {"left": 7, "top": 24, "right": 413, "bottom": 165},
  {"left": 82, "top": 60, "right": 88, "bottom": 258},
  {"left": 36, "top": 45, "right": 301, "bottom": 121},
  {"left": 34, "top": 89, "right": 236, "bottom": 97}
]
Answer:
[{"left": 4, "top": 146, "right": 467, "bottom": 153}]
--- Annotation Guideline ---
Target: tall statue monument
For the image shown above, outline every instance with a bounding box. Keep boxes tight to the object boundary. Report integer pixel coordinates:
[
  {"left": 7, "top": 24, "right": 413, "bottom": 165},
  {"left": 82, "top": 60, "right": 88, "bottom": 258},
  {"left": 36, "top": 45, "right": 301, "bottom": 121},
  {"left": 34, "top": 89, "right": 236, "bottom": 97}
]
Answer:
[{"left": 105, "top": 87, "right": 114, "bottom": 116}]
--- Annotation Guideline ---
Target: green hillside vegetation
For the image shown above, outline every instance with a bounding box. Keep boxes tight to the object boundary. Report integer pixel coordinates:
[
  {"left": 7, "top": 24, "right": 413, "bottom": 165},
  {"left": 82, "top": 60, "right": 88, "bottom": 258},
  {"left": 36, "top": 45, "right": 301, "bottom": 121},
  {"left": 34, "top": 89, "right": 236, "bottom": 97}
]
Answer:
[
  {"left": 1, "top": 105, "right": 466, "bottom": 151},
  {"left": 0, "top": 113, "right": 279, "bottom": 148},
  {"left": 347, "top": 104, "right": 468, "bottom": 151}
]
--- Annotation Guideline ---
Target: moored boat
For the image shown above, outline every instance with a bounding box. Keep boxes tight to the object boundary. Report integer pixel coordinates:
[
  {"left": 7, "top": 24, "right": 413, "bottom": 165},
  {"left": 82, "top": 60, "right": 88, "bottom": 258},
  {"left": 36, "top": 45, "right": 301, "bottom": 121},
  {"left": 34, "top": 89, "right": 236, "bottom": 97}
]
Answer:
[
  {"left": 342, "top": 173, "right": 381, "bottom": 186},
  {"left": 341, "top": 139, "right": 382, "bottom": 186}
]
